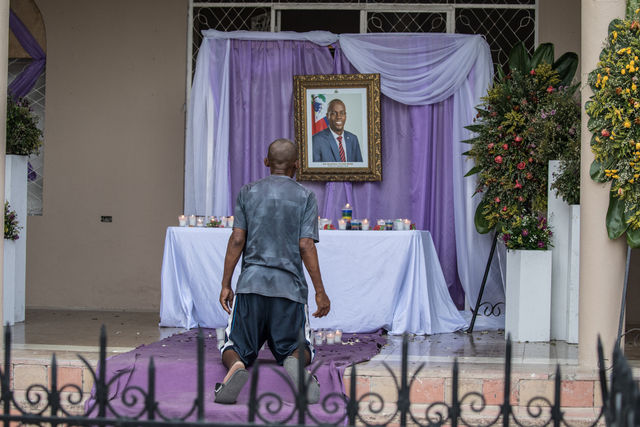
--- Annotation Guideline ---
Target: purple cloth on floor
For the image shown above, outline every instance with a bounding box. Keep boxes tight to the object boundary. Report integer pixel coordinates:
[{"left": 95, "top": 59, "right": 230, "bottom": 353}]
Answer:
[{"left": 84, "top": 329, "right": 386, "bottom": 424}]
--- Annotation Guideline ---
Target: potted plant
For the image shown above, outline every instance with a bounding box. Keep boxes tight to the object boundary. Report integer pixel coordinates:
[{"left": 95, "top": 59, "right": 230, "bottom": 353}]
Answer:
[
  {"left": 4, "top": 94, "right": 42, "bottom": 325},
  {"left": 499, "top": 214, "right": 554, "bottom": 342}
]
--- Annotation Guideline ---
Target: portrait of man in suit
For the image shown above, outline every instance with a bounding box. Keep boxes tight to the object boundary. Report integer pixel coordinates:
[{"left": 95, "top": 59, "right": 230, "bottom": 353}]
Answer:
[{"left": 312, "top": 99, "right": 363, "bottom": 163}]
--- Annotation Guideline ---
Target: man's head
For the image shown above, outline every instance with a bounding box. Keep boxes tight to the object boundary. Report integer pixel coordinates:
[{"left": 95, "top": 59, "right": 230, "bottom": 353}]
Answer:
[
  {"left": 326, "top": 99, "right": 347, "bottom": 135},
  {"left": 264, "top": 138, "right": 299, "bottom": 178}
]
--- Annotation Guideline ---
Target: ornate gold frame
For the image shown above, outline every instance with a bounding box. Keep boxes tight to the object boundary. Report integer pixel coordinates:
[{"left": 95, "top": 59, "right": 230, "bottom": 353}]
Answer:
[{"left": 293, "top": 74, "right": 382, "bottom": 181}]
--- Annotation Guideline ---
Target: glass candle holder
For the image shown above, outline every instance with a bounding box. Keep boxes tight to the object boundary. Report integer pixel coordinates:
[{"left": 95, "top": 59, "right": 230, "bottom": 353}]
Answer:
[
  {"left": 338, "top": 219, "right": 346, "bottom": 230},
  {"left": 196, "top": 217, "right": 205, "bottom": 227},
  {"left": 404, "top": 219, "right": 411, "bottom": 230},
  {"left": 335, "top": 329, "right": 343, "bottom": 343},
  {"left": 188, "top": 215, "right": 196, "bottom": 227},
  {"left": 227, "top": 216, "right": 234, "bottom": 228},
  {"left": 326, "top": 330, "right": 335, "bottom": 345},
  {"left": 385, "top": 220, "right": 394, "bottom": 231},
  {"left": 395, "top": 219, "right": 404, "bottom": 231},
  {"left": 342, "top": 204, "right": 353, "bottom": 220},
  {"left": 362, "top": 219, "right": 370, "bottom": 231},
  {"left": 314, "top": 331, "right": 323, "bottom": 346},
  {"left": 179, "top": 215, "right": 187, "bottom": 227}
]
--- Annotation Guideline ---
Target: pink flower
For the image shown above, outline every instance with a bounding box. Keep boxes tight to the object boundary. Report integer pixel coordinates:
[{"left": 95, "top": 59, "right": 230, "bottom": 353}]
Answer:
[
  {"left": 502, "top": 144, "right": 509, "bottom": 150},
  {"left": 515, "top": 180, "right": 522, "bottom": 189},
  {"left": 502, "top": 206, "right": 508, "bottom": 212},
  {"left": 518, "top": 196, "right": 525, "bottom": 202},
  {"left": 495, "top": 197, "right": 501, "bottom": 203},
  {"left": 517, "top": 162, "right": 526, "bottom": 170},
  {"left": 546, "top": 86, "right": 553, "bottom": 93},
  {"left": 601, "top": 129, "right": 610, "bottom": 137},
  {"left": 495, "top": 156, "right": 503, "bottom": 163},
  {"left": 498, "top": 126, "right": 503, "bottom": 131},
  {"left": 514, "top": 136, "right": 523, "bottom": 143},
  {"left": 538, "top": 241, "right": 546, "bottom": 248},
  {"left": 526, "top": 172, "right": 533, "bottom": 180},
  {"left": 530, "top": 69, "right": 536, "bottom": 75},
  {"left": 488, "top": 143, "right": 494, "bottom": 149}
]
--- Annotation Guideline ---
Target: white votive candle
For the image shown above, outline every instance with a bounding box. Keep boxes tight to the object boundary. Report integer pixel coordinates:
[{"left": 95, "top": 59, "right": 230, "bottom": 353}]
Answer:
[
  {"left": 404, "top": 219, "right": 411, "bottom": 230},
  {"left": 326, "top": 331, "right": 335, "bottom": 345},
  {"left": 361, "top": 219, "right": 369, "bottom": 231},
  {"left": 338, "top": 219, "right": 346, "bottom": 230},
  {"left": 228, "top": 216, "right": 234, "bottom": 228},
  {"left": 395, "top": 219, "right": 404, "bottom": 231},
  {"left": 314, "top": 331, "right": 323, "bottom": 346},
  {"left": 188, "top": 215, "right": 196, "bottom": 227},
  {"left": 179, "top": 215, "right": 187, "bottom": 227},
  {"left": 216, "top": 328, "right": 225, "bottom": 341},
  {"left": 220, "top": 217, "right": 228, "bottom": 227},
  {"left": 196, "top": 217, "right": 205, "bottom": 227},
  {"left": 335, "top": 329, "right": 343, "bottom": 343}
]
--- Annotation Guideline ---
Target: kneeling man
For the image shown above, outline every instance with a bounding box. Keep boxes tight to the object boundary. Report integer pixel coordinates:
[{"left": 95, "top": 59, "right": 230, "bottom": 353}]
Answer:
[{"left": 215, "top": 138, "right": 331, "bottom": 404}]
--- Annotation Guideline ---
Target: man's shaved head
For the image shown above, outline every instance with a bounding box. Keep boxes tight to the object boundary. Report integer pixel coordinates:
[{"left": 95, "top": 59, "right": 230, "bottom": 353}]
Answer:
[{"left": 267, "top": 138, "right": 297, "bottom": 168}]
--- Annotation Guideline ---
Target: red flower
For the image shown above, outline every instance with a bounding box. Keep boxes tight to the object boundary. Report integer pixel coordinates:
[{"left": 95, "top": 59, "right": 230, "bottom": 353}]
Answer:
[
  {"left": 515, "top": 180, "right": 522, "bottom": 189},
  {"left": 517, "top": 162, "right": 526, "bottom": 170},
  {"left": 526, "top": 172, "right": 533, "bottom": 180},
  {"left": 632, "top": 20, "right": 640, "bottom": 30},
  {"left": 530, "top": 69, "right": 536, "bottom": 75},
  {"left": 502, "top": 206, "right": 508, "bottom": 212},
  {"left": 495, "top": 156, "right": 503, "bottom": 163},
  {"left": 519, "top": 196, "right": 525, "bottom": 202},
  {"left": 502, "top": 144, "right": 509, "bottom": 150},
  {"left": 495, "top": 197, "right": 501, "bottom": 203},
  {"left": 514, "top": 136, "right": 523, "bottom": 143},
  {"left": 546, "top": 86, "right": 553, "bottom": 93},
  {"left": 323, "top": 224, "right": 336, "bottom": 230},
  {"left": 601, "top": 129, "right": 611, "bottom": 137},
  {"left": 488, "top": 143, "right": 494, "bottom": 149}
]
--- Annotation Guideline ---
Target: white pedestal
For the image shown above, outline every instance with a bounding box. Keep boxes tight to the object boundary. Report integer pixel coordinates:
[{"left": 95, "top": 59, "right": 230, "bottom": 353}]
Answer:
[
  {"left": 548, "top": 160, "right": 570, "bottom": 341},
  {"left": 566, "top": 205, "right": 580, "bottom": 343},
  {"left": 505, "top": 250, "right": 552, "bottom": 342},
  {"left": 3, "top": 155, "right": 28, "bottom": 325}
]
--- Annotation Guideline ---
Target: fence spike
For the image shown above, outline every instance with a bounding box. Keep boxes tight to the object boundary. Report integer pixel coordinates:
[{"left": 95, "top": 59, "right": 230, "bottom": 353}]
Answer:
[
  {"left": 399, "top": 333, "right": 409, "bottom": 427},
  {"left": 197, "top": 327, "right": 204, "bottom": 421},
  {"left": 552, "top": 365, "right": 562, "bottom": 427},
  {"left": 348, "top": 363, "right": 357, "bottom": 426},
  {"left": 502, "top": 334, "right": 512, "bottom": 427},
  {"left": 2, "top": 324, "right": 11, "bottom": 417},
  {"left": 451, "top": 358, "right": 459, "bottom": 427},
  {"left": 248, "top": 360, "right": 259, "bottom": 423},
  {"left": 148, "top": 356, "right": 156, "bottom": 420},
  {"left": 98, "top": 324, "right": 107, "bottom": 418},
  {"left": 297, "top": 328, "right": 307, "bottom": 426}
]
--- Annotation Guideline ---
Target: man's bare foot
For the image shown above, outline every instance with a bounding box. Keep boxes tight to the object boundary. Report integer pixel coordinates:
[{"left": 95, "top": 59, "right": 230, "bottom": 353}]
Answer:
[{"left": 222, "top": 360, "right": 245, "bottom": 384}]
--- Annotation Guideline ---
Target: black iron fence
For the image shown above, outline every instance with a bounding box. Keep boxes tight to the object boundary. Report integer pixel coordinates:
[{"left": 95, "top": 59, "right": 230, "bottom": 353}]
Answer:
[{"left": 0, "top": 324, "right": 636, "bottom": 427}]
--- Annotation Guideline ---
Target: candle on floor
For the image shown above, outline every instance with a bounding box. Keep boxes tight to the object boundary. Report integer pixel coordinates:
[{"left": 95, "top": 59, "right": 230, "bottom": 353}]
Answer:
[
  {"left": 188, "top": 215, "right": 196, "bottom": 227},
  {"left": 362, "top": 219, "right": 370, "bottom": 231},
  {"left": 314, "top": 331, "right": 323, "bottom": 346},
  {"left": 404, "top": 219, "right": 411, "bottom": 230},
  {"left": 335, "top": 329, "right": 343, "bottom": 343},
  {"left": 326, "top": 331, "right": 335, "bottom": 345},
  {"left": 216, "top": 328, "right": 225, "bottom": 341},
  {"left": 196, "top": 217, "right": 205, "bottom": 227},
  {"left": 179, "top": 215, "right": 187, "bottom": 227},
  {"left": 227, "top": 216, "right": 234, "bottom": 228},
  {"left": 338, "top": 219, "right": 346, "bottom": 230}
]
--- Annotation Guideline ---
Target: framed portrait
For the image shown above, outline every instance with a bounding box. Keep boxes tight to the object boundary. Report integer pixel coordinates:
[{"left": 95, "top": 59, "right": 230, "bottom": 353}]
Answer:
[{"left": 293, "top": 74, "right": 381, "bottom": 181}]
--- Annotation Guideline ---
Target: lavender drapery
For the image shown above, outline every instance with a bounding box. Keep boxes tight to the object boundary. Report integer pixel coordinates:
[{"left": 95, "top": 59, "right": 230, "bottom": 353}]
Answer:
[
  {"left": 8, "top": 9, "right": 46, "bottom": 98},
  {"left": 227, "top": 41, "right": 464, "bottom": 307}
]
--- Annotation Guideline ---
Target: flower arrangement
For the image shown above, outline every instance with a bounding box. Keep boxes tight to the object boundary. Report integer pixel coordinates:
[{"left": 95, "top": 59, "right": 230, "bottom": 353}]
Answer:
[
  {"left": 323, "top": 224, "right": 336, "bottom": 230},
  {"left": 4, "top": 201, "right": 21, "bottom": 241},
  {"left": 464, "top": 42, "right": 579, "bottom": 233},
  {"left": 206, "top": 219, "right": 223, "bottom": 228},
  {"left": 6, "top": 94, "right": 43, "bottom": 156},
  {"left": 498, "top": 214, "right": 553, "bottom": 251},
  {"left": 586, "top": 8, "right": 640, "bottom": 247}
]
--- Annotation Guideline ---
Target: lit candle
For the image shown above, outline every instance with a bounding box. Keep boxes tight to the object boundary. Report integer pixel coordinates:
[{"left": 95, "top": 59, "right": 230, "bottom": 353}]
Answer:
[
  {"left": 220, "top": 217, "right": 228, "bottom": 227},
  {"left": 362, "top": 219, "right": 370, "bottom": 231},
  {"left": 314, "top": 331, "right": 323, "bottom": 346},
  {"left": 404, "top": 219, "right": 411, "bottom": 230},
  {"left": 179, "top": 215, "right": 187, "bottom": 227},
  {"left": 228, "top": 216, "right": 234, "bottom": 228},
  {"left": 326, "top": 331, "right": 335, "bottom": 345},
  {"left": 395, "top": 219, "right": 404, "bottom": 231},
  {"left": 188, "top": 215, "right": 196, "bottom": 227},
  {"left": 342, "top": 204, "right": 353, "bottom": 220},
  {"left": 335, "top": 329, "right": 343, "bottom": 343},
  {"left": 338, "top": 219, "right": 346, "bottom": 230},
  {"left": 196, "top": 217, "right": 205, "bottom": 227}
]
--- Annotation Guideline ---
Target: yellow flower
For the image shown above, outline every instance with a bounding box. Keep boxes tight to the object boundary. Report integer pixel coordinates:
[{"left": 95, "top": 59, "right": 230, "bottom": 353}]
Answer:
[
  {"left": 627, "top": 88, "right": 631, "bottom": 93},
  {"left": 627, "top": 64, "right": 630, "bottom": 69},
  {"left": 596, "top": 136, "right": 601, "bottom": 142},
  {"left": 625, "top": 120, "right": 631, "bottom": 128},
  {"left": 635, "top": 174, "right": 639, "bottom": 178},
  {"left": 633, "top": 84, "right": 637, "bottom": 90},
  {"left": 622, "top": 69, "right": 626, "bottom": 75},
  {"left": 631, "top": 179, "right": 635, "bottom": 183},
  {"left": 605, "top": 169, "right": 611, "bottom": 173},
  {"left": 636, "top": 8, "right": 639, "bottom": 13},
  {"left": 614, "top": 31, "right": 618, "bottom": 39},
  {"left": 628, "top": 48, "right": 632, "bottom": 54},
  {"left": 632, "top": 61, "right": 635, "bottom": 66},
  {"left": 614, "top": 175, "right": 620, "bottom": 179}
]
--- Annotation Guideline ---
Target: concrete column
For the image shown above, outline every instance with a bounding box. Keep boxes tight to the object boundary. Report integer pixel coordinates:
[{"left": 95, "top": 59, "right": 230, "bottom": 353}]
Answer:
[{"left": 579, "top": 0, "right": 627, "bottom": 367}]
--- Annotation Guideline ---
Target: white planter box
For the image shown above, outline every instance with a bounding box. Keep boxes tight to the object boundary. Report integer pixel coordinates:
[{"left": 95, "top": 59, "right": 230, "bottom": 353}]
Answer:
[
  {"left": 3, "top": 155, "right": 28, "bottom": 325},
  {"left": 566, "top": 205, "right": 580, "bottom": 343},
  {"left": 548, "top": 160, "right": 570, "bottom": 340},
  {"left": 505, "top": 250, "right": 552, "bottom": 342}
]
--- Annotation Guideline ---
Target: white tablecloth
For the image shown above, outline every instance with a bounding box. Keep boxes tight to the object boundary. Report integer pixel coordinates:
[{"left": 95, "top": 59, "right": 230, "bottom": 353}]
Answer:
[{"left": 159, "top": 227, "right": 467, "bottom": 335}]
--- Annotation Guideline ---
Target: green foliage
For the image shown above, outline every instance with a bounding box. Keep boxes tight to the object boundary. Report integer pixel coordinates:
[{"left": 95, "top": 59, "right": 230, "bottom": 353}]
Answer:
[
  {"left": 498, "top": 214, "right": 554, "bottom": 251},
  {"left": 4, "top": 201, "right": 21, "bottom": 241},
  {"left": 6, "top": 95, "right": 43, "bottom": 156},
  {"left": 586, "top": 9, "right": 640, "bottom": 246}
]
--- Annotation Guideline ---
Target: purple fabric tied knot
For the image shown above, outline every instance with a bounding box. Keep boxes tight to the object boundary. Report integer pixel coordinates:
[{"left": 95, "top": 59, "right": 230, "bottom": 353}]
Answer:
[
  {"left": 8, "top": 9, "right": 46, "bottom": 98},
  {"left": 27, "top": 162, "right": 37, "bottom": 181}
]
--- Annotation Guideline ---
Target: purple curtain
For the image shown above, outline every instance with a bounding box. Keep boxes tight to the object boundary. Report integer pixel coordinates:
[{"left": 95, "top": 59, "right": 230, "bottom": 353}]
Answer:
[
  {"left": 8, "top": 9, "right": 46, "bottom": 98},
  {"left": 227, "top": 40, "right": 464, "bottom": 308}
]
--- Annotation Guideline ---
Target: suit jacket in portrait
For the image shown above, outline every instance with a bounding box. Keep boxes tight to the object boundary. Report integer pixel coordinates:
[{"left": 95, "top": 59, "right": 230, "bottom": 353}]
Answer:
[{"left": 312, "top": 128, "right": 363, "bottom": 163}]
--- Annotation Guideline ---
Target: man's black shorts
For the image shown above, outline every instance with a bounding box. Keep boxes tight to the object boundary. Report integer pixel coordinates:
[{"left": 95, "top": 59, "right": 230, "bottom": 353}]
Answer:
[{"left": 220, "top": 293, "right": 314, "bottom": 367}]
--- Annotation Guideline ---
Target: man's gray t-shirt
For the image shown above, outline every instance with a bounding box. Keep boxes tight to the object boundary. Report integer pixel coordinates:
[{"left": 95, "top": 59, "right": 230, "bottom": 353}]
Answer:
[{"left": 233, "top": 175, "right": 319, "bottom": 305}]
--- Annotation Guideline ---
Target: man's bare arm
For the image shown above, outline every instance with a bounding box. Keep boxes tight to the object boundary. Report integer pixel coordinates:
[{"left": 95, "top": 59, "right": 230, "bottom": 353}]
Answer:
[
  {"left": 299, "top": 237, "right": 330, "bottom": 318},
  {"left": 220, "top": 228, "right": 247, "bottom": 314}
]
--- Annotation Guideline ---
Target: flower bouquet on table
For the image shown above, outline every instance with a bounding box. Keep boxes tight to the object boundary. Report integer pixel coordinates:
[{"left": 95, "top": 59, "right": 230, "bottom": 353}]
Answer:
[
  {"left": 586, "top": 8, "right": 640, "bottom": 246},
  {"left": 4, "top": 201, "right": 21, "bottom": 241},
  {"left": 498, "top": 214, "right": 553, "bottom": 251},
  {"left": 323, "top": 224, "right": 336, "bottom": 230},
  {"left": 206, "top": 219, "right": 223, "bottom": 228}
]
